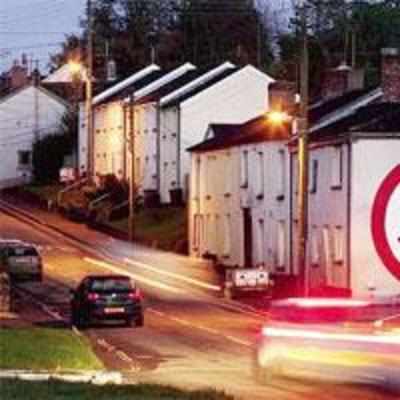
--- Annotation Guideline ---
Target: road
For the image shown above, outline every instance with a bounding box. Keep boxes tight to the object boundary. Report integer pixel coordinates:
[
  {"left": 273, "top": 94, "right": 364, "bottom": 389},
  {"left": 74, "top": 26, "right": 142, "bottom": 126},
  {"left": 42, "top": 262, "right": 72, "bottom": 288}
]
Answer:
[{"left": 0, "top": 208, "right": 397, "bottom": 400}]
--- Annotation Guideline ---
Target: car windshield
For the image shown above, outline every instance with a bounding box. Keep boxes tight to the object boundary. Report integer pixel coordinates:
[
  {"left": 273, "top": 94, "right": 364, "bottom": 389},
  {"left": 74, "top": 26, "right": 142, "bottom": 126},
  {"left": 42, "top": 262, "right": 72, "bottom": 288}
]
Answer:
[
  {"left": 90, "top": 278, "right": 132, "bottom": 292},
  {"left": 8, "top": 247, "right": 39, "bottom": 257}
]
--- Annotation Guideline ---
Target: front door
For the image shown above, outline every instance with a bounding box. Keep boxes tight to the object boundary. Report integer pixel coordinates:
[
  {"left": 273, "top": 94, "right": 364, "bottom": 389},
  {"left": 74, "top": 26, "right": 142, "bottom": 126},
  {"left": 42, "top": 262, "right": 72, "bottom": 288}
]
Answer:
[{"left": 243, "top": 208, "right": 253, "bottom": 267}]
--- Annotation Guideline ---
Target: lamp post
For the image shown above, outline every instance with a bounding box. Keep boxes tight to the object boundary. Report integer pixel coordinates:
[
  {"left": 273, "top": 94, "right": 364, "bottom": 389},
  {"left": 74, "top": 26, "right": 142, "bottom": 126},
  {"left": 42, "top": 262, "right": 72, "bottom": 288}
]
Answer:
[{"left": 297, "top": 0, "right": 310, "bottom": 297}]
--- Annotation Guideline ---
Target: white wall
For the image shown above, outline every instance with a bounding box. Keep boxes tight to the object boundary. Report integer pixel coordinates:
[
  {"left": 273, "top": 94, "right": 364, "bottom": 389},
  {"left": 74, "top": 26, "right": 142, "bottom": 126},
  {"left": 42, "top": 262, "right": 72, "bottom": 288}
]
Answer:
[
  {"left": 189, "top": 139, "right": 290, "bottom": 273},
  {"left": 181, "top": 66, "right": 273, "bottom": 195},
  {"left": 0, "top": 86, "right": 67, "bottom": 188},
  {"left": 351, "top": 139, "right": 400, "bottom": 298},
  {"left": 291, "top": 144, "right": 351, "bottom": 292}
]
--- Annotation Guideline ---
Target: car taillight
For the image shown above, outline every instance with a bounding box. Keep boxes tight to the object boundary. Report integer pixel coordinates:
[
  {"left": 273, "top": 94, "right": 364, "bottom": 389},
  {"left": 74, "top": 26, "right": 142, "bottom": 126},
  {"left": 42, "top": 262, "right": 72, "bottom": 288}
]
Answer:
[
  {"left": 87, "top": 293, "right": 99, "bottom": 301},
  {"left": 128, "top": 289, "right": 142, "bottom": 300}
]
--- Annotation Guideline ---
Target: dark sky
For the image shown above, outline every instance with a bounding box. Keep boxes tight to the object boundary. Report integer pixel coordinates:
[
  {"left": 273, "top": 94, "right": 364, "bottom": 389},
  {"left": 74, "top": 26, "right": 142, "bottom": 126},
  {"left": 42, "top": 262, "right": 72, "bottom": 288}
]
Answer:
[{"left": 0, "top": 0, "right": 85, "bottom": 74}]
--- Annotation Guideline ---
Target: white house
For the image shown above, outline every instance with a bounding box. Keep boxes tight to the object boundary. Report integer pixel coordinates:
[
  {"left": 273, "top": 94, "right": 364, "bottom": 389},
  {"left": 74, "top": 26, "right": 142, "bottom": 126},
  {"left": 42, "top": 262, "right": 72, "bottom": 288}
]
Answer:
[
  {"left": 159, "top": 64, "right": 274, "bottom": 203},
  {"left": 289, "top": 50, "right": 400, "bottom": 300},
  {"left": 84, "top": 62, "right": 273, "bottom": 205},
  {"left": 188, "top": 116, "right": 292, "bottom": 281},
  {"left": 0, "top": 83, "right": 68, "bottom": 189}
]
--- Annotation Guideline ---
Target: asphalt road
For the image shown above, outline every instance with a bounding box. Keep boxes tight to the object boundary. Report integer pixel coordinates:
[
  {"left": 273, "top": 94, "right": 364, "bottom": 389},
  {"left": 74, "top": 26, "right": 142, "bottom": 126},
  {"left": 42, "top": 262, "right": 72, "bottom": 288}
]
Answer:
[{"left": 0, "top": 209, "right": 397, "bottom": 400}]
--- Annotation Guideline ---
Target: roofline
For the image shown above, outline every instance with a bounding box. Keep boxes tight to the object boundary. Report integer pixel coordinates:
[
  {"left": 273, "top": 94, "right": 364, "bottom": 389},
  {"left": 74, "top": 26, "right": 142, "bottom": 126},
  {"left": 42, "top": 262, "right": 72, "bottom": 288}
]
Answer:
[
  {"left": 93, "top": 64, "right": 161, "bottom": 105},
  {"left": 159, "top": 62, "right": 236, "bottom": 107},
  {"left": 310, "top": 87, "right": 383, "bottom": 133},
  {"left": 0, "top": 83, "right": 68, "bottom": 108}
]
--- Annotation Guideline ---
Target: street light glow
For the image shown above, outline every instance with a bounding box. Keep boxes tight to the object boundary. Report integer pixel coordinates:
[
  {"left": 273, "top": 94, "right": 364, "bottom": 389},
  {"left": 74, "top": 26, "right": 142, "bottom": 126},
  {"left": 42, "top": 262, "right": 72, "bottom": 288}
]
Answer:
[
  {"left": 268, "top": 110, "right": 289, "bottom": 125},
  {"left": 68, "top": 61, "right": 82, "bottom": 76}
]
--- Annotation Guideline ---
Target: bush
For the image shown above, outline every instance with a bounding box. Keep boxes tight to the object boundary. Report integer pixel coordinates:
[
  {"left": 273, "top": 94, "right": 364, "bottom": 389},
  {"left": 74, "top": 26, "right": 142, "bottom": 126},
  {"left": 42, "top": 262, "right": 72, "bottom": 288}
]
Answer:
[{"left": 32, "top": 134, "right": 72, "bottom": 184}]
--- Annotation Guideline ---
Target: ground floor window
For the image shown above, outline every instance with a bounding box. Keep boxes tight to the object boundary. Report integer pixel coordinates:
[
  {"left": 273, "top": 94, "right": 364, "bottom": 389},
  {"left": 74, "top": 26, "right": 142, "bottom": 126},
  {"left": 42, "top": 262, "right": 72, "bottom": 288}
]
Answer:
[{"left": 18, "top": 150, "right": 31, "bottom": 167}]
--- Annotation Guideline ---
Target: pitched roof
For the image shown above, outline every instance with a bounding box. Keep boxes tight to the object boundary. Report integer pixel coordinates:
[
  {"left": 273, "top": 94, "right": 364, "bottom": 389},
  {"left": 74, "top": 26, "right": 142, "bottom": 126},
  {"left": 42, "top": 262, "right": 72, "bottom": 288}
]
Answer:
[
  {"left": 94, "top": 70, "right": 164, "bottom": 107},
  {"left": 310, "top": 102, "right": 400, "bottom": 142},
  {"left": 188, "top": 116, "right": 291, "bottom": 152},
  {"left": 160, "top": 67, "right": 239, "bottom": 108},
  {"left": 135, "top": 69, "right": 204, "bottom": 105},
  {"left": 309, "top": 87, "right": 380, "bottom": 125}
]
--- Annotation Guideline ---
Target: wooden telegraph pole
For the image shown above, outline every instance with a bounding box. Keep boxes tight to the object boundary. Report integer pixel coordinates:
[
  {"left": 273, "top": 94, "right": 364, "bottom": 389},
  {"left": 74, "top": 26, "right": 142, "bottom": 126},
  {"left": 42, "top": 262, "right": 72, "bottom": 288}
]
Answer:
[
  {"left": 128, "top": 94, "right": 136, "bottom": 242},
  {"left": 86, "top": 0, "right": 94, "bottom": 180},
  {"left": 297, "top": 0, "right": 310, "bottom": 297}
]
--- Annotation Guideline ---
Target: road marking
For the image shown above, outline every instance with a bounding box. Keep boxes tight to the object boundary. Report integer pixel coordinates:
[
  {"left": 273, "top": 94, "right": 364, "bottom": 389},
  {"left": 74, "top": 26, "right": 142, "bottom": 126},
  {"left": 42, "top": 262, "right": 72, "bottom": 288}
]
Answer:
[
  {"left": 147, "top": 308, "right": 252, "bottom": 348},
  {"left": 124, "top": 258, "right": 221, "bottom": 292},
  {"left": 84, "top": 257, "right": 187, "bottom": 295}
]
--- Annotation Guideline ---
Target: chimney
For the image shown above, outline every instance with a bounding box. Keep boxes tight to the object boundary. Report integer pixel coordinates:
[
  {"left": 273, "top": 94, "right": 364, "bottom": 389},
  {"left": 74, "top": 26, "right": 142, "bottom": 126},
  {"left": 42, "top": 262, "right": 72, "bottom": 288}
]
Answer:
[
  {"left": 321, "top": 63, "right": 365, "bottom": 101},
  {"left": 9, "top": 57, "right": 29, "bottom": 89},
  {"left": 269, "top": 80, "right": 297, "bottom": 115},
  {"left": 381, "top": 48, "right": 400, "bottom": 103}
]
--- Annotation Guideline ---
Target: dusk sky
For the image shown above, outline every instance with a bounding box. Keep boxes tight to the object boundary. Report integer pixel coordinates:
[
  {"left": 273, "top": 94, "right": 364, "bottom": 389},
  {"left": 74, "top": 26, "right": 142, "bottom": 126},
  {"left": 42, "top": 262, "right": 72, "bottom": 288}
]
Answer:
[{"left": 0, "top": 0, "right": 86, "bottom": 73}]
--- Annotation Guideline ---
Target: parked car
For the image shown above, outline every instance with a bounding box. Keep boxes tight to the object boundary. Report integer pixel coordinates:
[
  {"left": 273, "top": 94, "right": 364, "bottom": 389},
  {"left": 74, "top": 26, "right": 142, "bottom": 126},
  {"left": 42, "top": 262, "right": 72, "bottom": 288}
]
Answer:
[
  {"left": 71, "top": 275, "right": 144, "bottom": 328},
  {"left": 0, "top": 240, "right": 42, "bottom": 282}
]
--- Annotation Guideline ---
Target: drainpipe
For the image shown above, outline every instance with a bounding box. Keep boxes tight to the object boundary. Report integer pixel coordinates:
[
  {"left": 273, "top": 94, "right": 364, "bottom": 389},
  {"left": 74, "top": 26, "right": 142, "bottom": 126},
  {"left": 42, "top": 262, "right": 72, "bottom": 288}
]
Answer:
[
  {"left": 346, "top": 140, "right": 352, "bottom": 292},
  {"left": 177, "top": 106, "right": 182, "bottom": 189},
  {"left": 156, "top": 102, "right": 161, "bottom": 193}
]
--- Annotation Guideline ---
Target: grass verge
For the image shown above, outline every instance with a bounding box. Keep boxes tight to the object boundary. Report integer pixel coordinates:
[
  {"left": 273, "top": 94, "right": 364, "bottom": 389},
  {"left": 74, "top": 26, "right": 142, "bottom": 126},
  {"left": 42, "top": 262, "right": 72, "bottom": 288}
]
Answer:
[
  {"left": 0, "top": 380, "right": 234, "bottom": 400},
  {"left": 0, "top": 328, "right": 103, "bottom": 371},
  {"left": 109, "top": 207, "right": 188, "bottom": 253}
]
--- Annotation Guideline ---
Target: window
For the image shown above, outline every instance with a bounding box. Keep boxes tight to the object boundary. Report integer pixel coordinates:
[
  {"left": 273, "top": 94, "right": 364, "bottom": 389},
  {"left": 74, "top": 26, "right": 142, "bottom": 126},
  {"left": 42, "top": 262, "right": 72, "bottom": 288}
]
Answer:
[
  {"left": 331, "top": 146, "right": 343, "bottom": 189},
  {"left": 322, "top": 226, "right": 332, "bottom": 270},
  {"left": 310, "top": 159, "right": 318, "bottom": 194},
  {"left": 277, "top": 149, "right": 286, "bottom": 200},
  {"left": 277, "top": 221, "right": 286, "bottom": 270},
  {"left": 193, "top": 214, "right": 202, "bottom": 250},
  {"left": 223, "top": 214, "right": 232, "bottom": 257},
  {"left": 333, "top": 226, "right": 344, "bottom": 264},
  {"left": 135, "top": 157, "right": 141, "bottom": 182},
  {"left": 240, "top": 150, "right": 249, "bottom": 188},
  {"left": 311, "top": 227, "right": 320, "bottom": 266},
  {"left": 18, "top": 151, "right": 31, "bottom": 167},
  {"left": 258, "top": 219, "right": 265, "bottom": 266},
  {"left": 194, "top": 157, "right": 201, "bottom": 200},
  {"left": 257, "top": 152, "right": 264, "bottom": 198},
  {"left": 224, "top": 153, "right": 232, "bottom": 196}
]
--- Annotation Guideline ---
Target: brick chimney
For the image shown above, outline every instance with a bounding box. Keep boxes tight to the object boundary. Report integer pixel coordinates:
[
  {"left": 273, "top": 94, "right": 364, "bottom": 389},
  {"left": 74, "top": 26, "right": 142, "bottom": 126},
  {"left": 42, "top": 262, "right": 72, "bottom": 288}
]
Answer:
[
  {"left": 381, "top": 48, "right": 400, "bottom": 103},
  {"left": 269, "top": 80, "right": 297, "bottom": 115},
  {"left": 321, "top": 63, "right": 365, "bottom": 101},
  {"left": 9, "top": 58, "right": 28, "bottom": 89}
]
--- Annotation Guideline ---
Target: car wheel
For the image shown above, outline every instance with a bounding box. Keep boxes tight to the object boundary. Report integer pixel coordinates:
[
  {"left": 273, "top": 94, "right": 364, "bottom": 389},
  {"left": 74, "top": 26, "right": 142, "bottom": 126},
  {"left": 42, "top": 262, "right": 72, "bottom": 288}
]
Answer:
[{"left": 136, "top": 314, "right": 144, "bottom": 327}]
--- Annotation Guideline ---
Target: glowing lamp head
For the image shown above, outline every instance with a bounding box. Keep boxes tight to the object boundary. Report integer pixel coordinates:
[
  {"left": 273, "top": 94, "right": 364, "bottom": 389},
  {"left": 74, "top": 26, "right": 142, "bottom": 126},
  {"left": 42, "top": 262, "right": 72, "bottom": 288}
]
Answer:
[
  {"left": 68, "top": 61, "right": 82, "bottom": 76},
  {"left": 268, "top": 110, "right": 289, "bottom": 125}
]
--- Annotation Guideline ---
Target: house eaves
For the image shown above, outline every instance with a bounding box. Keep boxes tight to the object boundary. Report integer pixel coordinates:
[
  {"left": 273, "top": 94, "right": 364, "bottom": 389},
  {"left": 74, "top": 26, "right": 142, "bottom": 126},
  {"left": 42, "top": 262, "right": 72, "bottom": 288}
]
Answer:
[
  {"left": 93, "top": 64, "right": 161, "bottom": 106},
  {"left": 159, "top": 62, "right": 235, "bottom": 108},
  {"left": 310, "top": 87, "right": 383, "bottom": 133},
  {"left": 129, "top": 62, "right": 197, "bottom": 102}
]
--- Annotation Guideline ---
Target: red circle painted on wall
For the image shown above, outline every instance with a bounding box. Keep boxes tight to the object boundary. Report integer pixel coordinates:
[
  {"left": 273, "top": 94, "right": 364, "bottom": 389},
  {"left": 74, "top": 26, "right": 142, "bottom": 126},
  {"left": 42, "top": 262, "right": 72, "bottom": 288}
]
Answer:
[{"left": 371, "top": 164, "right": 400, "bottom": 281}]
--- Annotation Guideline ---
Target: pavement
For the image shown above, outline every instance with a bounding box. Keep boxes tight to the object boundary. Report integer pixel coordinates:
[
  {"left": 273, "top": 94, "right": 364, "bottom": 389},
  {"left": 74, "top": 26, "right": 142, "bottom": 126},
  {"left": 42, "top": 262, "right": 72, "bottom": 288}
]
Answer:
[{"left": 0, "top": 193, "right": 400, "bottom": 399}]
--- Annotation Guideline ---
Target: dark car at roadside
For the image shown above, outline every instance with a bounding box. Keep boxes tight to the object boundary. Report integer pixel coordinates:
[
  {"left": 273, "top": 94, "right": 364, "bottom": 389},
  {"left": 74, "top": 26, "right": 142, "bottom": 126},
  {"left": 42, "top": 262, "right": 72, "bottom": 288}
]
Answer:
[{"left": 71, "top": 275, "right": 144, "bottom": 328}]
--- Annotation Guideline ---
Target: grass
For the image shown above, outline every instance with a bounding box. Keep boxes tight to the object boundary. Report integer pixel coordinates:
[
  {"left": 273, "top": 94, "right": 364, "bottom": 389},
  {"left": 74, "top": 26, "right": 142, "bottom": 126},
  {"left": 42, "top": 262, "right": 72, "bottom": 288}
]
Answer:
[
  {"left": 109, "top": 207, "right": 188, "bottom": 253},
  {"left": 0, "top": 381, "right": 234, "bottom": 400},
  {"left": 23, "top": 184, "right": 63, "bottom": 203},
  {"left": 0, "top": 328, "right": 103, "bottom": 371}
]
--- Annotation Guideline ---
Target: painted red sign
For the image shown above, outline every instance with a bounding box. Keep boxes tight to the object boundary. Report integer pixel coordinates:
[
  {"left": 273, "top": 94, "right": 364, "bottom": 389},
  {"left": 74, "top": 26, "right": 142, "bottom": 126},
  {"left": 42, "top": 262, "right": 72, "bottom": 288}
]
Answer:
[{"left": 371, "top": 164, "right": 400, "bottom": 281}]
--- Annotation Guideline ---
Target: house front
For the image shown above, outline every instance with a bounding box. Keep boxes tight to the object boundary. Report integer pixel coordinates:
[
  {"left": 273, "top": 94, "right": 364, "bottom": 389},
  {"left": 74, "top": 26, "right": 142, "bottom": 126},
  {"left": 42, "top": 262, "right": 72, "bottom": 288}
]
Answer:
[
  {"left": 0, "top": 83, "right": 68, "bottom": 189},
  {"left": 188, "top": 116, "right": 291, "bottom": 281}
]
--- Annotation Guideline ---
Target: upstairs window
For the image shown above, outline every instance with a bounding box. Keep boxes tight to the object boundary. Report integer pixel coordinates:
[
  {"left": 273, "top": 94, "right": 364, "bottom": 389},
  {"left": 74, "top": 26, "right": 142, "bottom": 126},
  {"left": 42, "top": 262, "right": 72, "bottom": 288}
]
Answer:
[
  {"left": 277, "top": 149, "right": 286, "bottom": 200},
  {"left": 331, "top": 146, "right": 343, "bottom": 189},
  {"left": 309, "top": 159, "right": 319, "bottom": 194},
  {"left": 240, "top": 150, "right": 249, "bottom": 188},
  {"left": 18, "top": 151, "right": 31, "bottom": 167},
  {"left": 257, "top": 152, "right": 265, "bottom": 199}
]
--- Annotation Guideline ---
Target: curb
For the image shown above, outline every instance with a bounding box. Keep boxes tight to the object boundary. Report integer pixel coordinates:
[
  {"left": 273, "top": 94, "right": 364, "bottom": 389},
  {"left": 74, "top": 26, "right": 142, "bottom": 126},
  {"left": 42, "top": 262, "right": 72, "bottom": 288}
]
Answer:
[{"left": 0, "top": 370, "right": 123, "bottom": 385}]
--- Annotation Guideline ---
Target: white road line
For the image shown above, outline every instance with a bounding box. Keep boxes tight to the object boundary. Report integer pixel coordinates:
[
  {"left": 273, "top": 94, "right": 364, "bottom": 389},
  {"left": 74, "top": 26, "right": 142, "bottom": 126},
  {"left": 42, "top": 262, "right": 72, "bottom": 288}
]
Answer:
[
  {"left": 147, "top": 308, "right": 252, "bottom": 348},
  {"left": 84, "top": 257, "right": 187, "bottom": 295},
  {"left": 124, "top": 258, "right": 221, "bottom": 292}
]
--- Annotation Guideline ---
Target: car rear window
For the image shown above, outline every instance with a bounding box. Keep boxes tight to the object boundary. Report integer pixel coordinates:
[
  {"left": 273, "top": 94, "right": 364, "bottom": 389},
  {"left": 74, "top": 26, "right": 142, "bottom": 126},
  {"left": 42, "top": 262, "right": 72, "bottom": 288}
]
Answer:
[
  {"left": 90, "top": 278, "right": 132, "bottom": 292},
  {"left": 8, "top": 247, "right": 39, "bottom": 257}
]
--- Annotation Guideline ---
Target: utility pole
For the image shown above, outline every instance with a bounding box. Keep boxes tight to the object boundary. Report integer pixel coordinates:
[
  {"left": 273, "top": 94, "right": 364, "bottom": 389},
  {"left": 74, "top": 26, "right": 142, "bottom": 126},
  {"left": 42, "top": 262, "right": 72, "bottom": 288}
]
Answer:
[
  {"left": 86, "top": 0, "right": 94, "bottom": 180},
  {"left": 33, "top": 59, "right": 40, "bottom": 143},
  {"left": 297, "top": 0, "right": 310, "bottom": 297},
  {"left": 128, "top": 93, "right": 136, "bottom": 242}
]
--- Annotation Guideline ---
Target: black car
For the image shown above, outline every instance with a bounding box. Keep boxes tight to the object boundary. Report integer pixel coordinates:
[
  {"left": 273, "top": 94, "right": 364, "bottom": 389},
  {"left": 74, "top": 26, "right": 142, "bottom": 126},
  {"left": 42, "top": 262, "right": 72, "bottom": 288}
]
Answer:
[{"left": 71, "top": 275, "right": 144, "bottom": 328}]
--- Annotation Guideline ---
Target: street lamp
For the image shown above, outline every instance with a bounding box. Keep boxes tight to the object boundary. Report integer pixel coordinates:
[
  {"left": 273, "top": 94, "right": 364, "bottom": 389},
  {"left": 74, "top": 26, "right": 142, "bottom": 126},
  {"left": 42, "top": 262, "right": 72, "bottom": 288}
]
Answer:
[{"left": 268, "top": 110, "right": 290, "bottom": 126}]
